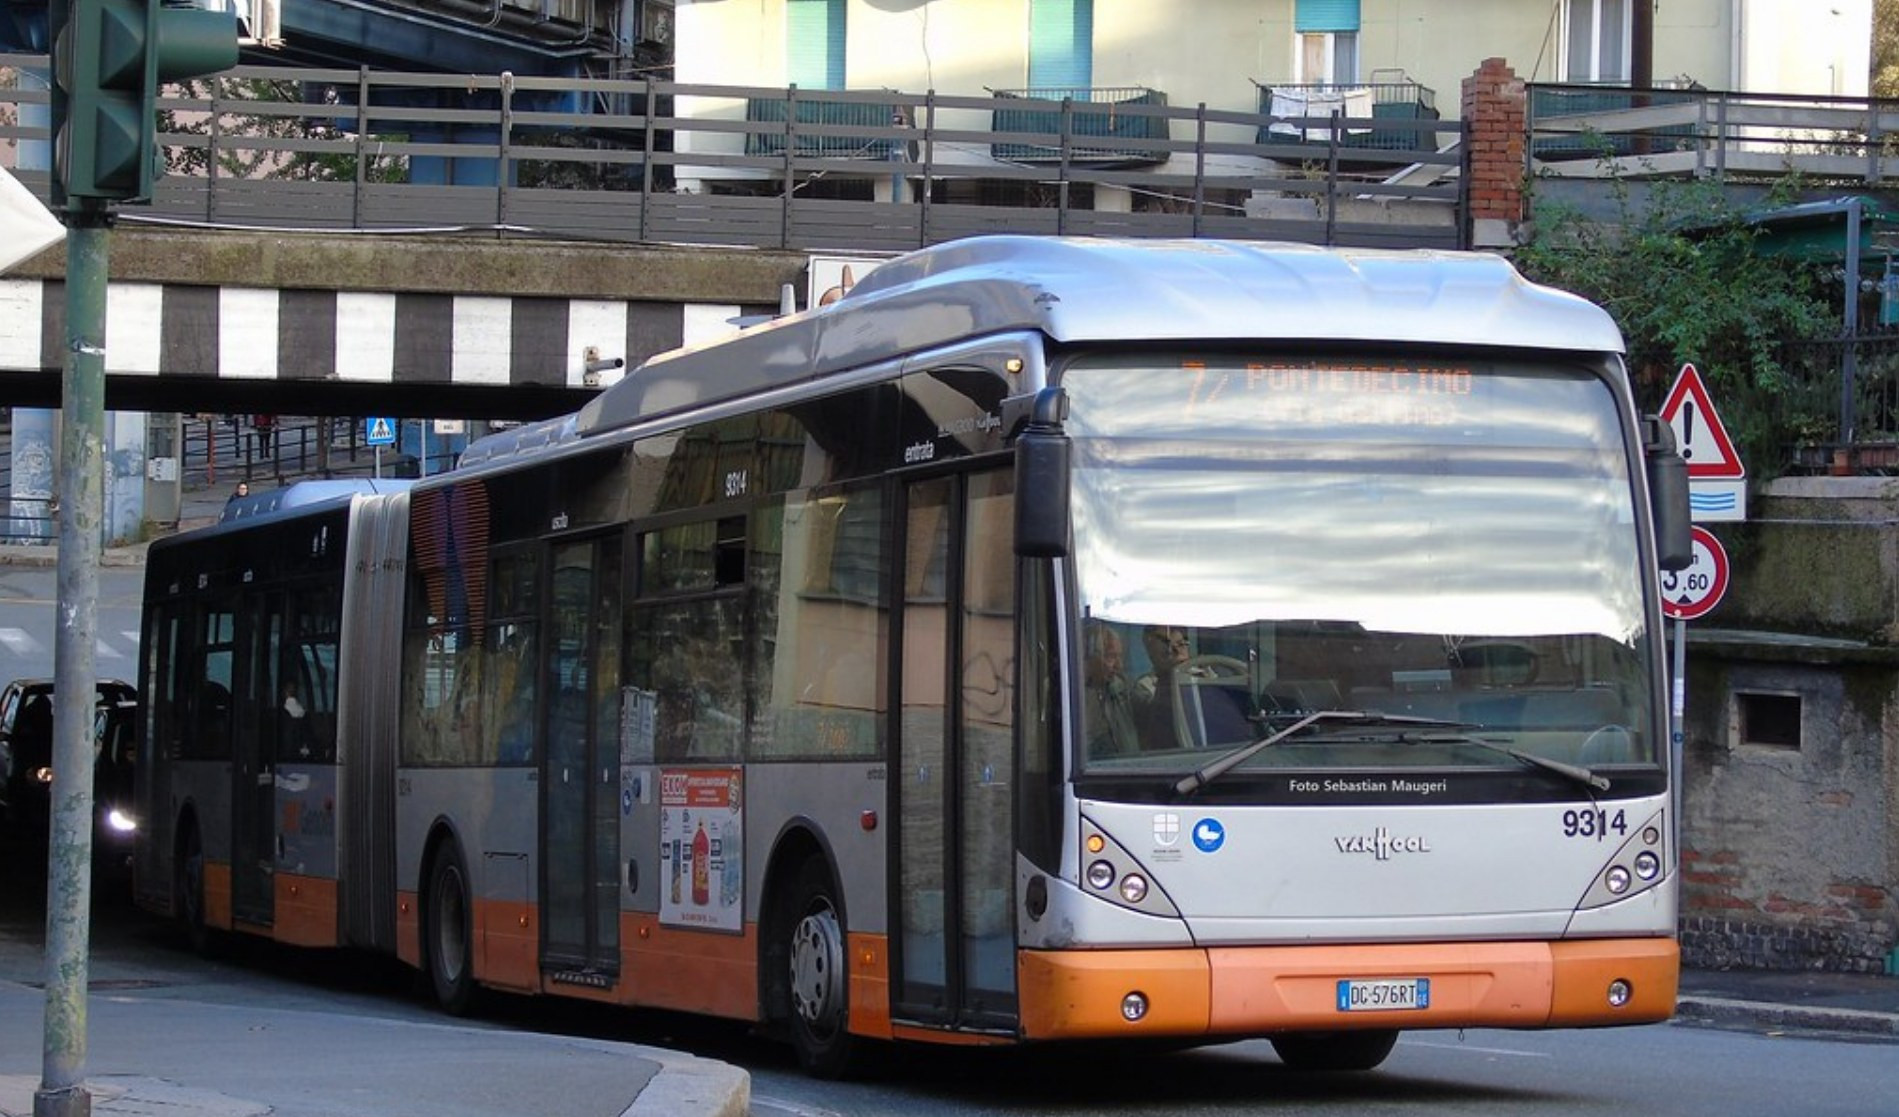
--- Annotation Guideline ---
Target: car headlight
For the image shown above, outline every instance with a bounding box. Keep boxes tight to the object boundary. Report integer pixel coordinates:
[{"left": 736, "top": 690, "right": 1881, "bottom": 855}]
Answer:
[
  {"left": 104, "top": 808, "right": 138, "bottom": 834},
  {"left": 31, "top": 766, "right": 53, "bottom": 785}
]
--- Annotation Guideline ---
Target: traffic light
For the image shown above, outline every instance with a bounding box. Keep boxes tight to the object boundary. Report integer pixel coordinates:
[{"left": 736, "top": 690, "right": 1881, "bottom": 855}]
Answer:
[{"left": 52, "top": 0, "right": 239, "bottom": 205}]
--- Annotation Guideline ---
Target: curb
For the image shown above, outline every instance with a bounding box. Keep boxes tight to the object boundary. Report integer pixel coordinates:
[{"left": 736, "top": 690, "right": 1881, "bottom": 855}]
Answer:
[
  {"left": 623, "top": 1051, "right": 751, "bottom": 1117},
  {"left": 1675, "top": 994, "right": 1899, "bottom": 1038}
]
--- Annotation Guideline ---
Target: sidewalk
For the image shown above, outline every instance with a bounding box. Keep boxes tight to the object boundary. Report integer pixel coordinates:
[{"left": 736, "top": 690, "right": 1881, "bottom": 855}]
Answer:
[
  {"left": 0, "top": 979, "right": 749, "bottom": 1117},
  {"left": 1676, "top": 965, "right": 1899, "bottom": 1039}
]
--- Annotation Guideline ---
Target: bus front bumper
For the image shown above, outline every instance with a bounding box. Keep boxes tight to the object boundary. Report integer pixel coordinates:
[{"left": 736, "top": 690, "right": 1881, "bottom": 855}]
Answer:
[{"left": 1017, "top": 938, "right": 1679, "bottom": 1041}]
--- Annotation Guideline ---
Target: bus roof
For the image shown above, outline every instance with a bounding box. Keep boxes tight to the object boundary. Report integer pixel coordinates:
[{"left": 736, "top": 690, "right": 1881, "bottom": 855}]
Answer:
[
  {"left": 219, "top": 479, "right": 415, "bottom": 526},
  {"left": 575, "top": 236, "right": 1624, "bottom": 438}
]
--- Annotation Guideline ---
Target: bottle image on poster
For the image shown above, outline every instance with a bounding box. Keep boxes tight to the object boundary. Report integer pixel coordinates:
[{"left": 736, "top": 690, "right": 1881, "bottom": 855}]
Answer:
[
  {"left": 692, "top": 821, "right": 710, "bottom": 906},
  {"left": 670, "top": 836, "right": 682, "bottom": 904}
]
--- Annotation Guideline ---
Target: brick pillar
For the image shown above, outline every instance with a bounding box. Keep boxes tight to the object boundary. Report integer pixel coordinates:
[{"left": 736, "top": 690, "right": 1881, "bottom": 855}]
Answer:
[{"left": 1461, "top": 57, "right": 1527, "bottom": 248}]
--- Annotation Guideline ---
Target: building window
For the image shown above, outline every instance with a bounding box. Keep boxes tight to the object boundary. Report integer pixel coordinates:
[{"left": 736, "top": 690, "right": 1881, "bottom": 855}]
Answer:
[
  {"left": 1294, "top": 0, "right": 1359, "bottom": 86},
  {"left": 1028, "top": 0, "right": 1093, "bottom": 90},
  {"left": 1736, "top": 691, "right": 1801, "bottom": 750},
  {"left": 1566, "top": 0, "right": 1630, "bottom": 84},
  {"left": 787, "top": 0, "right": 845, "bottom": 90}
]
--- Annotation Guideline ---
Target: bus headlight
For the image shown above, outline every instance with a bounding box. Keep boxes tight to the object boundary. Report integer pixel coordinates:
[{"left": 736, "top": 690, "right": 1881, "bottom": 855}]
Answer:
[
  {"left": 1605, "top": 866, "right": 1631, "bottom": 894},
  {"left": 1118, "top": 874, "right": 1149, "bottom": 904},
  {"left": 1633, "top": 851, "right": 1660, "bottom": 880},
  {"left": 1086, "top": 860, "right": 1115, "bottom": 890},
  {"left": 104, "top": 808, "right": 138, "bottom": 834}
]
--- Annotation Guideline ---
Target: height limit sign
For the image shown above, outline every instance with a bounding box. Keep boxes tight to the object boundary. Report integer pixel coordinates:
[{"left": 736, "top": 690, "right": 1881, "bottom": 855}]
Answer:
[{"left": 1661, "top": 526, "right": 1729, "bottom": 621}]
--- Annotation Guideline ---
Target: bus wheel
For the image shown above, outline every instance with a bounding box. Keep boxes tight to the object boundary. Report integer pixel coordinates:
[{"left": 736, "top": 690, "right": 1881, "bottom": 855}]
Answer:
[
  {"left": 424, "top": 842, "right": 478, "bottom": 1015},
  {"left": 1269, "top": 1029, "right": 1399, "bottom": 1072},
  {"left": 783, "top": 858, "right": 855, "bottom": 1077},
  {"left": 175, "top": 821, "right": 214, "bottom": 957}
]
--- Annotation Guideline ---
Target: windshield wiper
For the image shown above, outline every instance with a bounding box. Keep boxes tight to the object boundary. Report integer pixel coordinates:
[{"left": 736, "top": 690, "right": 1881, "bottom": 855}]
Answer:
[
  {"left": 1410, "top": 732, "right": 1610, "bottom": 793},
  {"left": 1174, "top": 710, "right": 1466, "bottom": 796}
]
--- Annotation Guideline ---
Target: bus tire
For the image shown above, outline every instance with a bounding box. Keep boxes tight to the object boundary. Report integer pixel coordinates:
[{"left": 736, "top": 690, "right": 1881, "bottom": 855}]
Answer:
[
  {"left": 175, "top": 819, "right": 215, "bottom": 957},
  {"left": 1269, "top": 1029, "right": 1399, "bottom": 1072},
  {"left": 781, "top": 857, "right": 856, "bottom": 1077},
  {"left": 424, "top": 841, "right": 478, "bottom": 1016}
]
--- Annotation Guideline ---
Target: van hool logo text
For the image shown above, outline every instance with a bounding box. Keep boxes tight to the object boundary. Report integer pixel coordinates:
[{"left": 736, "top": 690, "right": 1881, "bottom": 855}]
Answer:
[{"left": 1334, "top": 827, "right": 1431, "bottom": 860}]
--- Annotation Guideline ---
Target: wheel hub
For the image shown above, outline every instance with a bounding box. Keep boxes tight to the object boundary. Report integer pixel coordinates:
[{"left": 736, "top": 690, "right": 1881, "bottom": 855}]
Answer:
[{"left": 790, "top": 904, "right": 843, "bottom": 1027}]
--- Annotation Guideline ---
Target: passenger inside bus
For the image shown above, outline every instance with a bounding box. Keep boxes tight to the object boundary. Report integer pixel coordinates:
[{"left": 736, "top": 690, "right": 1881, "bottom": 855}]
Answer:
[
  {"left": 1081, "top": 622, "right": 1139, "bottom": 757},
  {"left": 1134, "top": 626, "right": 1194, "bottom": 749}
]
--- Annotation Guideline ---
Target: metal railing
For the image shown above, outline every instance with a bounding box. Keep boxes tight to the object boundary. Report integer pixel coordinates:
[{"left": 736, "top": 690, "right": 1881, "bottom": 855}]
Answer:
[
  {"left": 0, "top": 55, "right": 1469, "bottom": 253},
  {"left": 1527, "top": 82, "right": 1899, "bottom": 183}
]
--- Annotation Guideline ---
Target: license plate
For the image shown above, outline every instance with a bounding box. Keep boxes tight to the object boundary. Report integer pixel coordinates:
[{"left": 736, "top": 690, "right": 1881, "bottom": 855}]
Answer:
[{"left": 1336, "top": 978, "right": 1431, "bottom": 1012}]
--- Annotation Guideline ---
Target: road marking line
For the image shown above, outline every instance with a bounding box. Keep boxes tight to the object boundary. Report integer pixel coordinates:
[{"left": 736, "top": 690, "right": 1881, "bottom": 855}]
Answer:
[{"left": 1401, "top": 1038, "right": 1550, "bottom": 1058}]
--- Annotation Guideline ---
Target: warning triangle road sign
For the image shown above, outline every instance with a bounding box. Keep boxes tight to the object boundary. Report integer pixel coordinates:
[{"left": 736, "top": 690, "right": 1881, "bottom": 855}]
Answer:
[{"left": 1659, "top": 363, "right": 1745, "bottom": 480}]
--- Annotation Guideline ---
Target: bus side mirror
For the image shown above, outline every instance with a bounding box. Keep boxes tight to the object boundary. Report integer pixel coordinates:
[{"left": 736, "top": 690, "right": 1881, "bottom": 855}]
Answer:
[
  {"left": 1643, "top": 415, "right": 1693, "bottom": 572},
  {"left": 1009, "top": 388, "right": 1071, "bottom": 558}
]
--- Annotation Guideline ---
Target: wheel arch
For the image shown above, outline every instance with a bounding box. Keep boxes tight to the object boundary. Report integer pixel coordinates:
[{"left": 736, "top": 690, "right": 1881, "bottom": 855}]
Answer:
[{"left": 758, "top": 816, "right": 845, "bottom": 1023}]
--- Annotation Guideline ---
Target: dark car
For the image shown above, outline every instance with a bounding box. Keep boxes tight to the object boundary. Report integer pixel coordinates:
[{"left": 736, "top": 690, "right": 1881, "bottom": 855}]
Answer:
[{"left": 0, "top": 678, "right": 140, "bottom": 867}]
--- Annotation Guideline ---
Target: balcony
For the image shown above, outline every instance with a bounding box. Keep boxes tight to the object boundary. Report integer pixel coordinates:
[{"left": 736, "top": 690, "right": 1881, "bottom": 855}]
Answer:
[
  {"left": 988, "top": 87, "right": 1170, "bottom": 166},
  {"left": 744, "top": 92, "right": 904, "bottom": 159},
  {"left": 1528, "top": 84, "right": 1700, "bottom": 161},
  {"left": 1256, "top": 72, "right": 1442, "bottom": 155}
]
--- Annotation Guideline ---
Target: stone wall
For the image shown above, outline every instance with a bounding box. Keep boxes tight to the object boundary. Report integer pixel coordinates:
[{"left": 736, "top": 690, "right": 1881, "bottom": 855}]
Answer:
[{"left": 1681, "top": 477, "right": 1899, "bottom": 973}]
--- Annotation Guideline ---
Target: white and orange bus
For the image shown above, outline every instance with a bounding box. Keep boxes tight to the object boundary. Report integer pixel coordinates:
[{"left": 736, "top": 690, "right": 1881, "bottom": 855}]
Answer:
[{"left": 135, "top": 235, "right": 1692, "bottom": 1075}]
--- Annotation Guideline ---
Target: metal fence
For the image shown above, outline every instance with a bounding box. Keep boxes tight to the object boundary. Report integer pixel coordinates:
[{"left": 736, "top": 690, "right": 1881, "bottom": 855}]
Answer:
[
  {"left": 0, "top": 56, "right": 1470, "bottom": 252},
  {"left": 1527, "top": 82, "right": 1899, "bottom": 183},
  {"left": 1783, "top": 332, "right": 1899, "bottom": 474}
]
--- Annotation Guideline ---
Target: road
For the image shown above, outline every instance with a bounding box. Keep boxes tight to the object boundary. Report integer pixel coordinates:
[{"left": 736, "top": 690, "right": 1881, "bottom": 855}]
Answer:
[
  {"left": 0, "top": 564, "right": 144, "bottom": 686},
  {"left": 1, "top": 852, "right": 1892, "bottom": 1117}
]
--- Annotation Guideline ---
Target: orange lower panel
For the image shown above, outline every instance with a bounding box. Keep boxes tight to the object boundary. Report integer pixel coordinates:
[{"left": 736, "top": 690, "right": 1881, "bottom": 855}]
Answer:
[
  {"left": 1021, "top": 938, "right": 1678, "bottom": 1041},
  {"left": 623, "top": 914, "right": 759, "bottom": 1021},
  {"left": 1549, "top": 938, "right": 1678, "bottom": 1024},
  {"left": 203, "top": 862, "right": 232, "bottom": 931},
  {"left": 847, "top": 932, "right": 892, "bottom": 1040},
  {"left": 475, "top": 899, "right": 539, "bottom": 993},
  {"left": 394, "top": 890, "right": 419, "bottom": 969},
  {"left": 1019, "top": 947, "right": 1211, "bottom": 1040},
  {"left": 273, "top": 874, "right": 340, "bottom": 947}
]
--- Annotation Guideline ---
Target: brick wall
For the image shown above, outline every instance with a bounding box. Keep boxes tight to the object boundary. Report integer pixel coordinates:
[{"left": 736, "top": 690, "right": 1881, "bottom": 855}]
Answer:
[{"left": 1460, "top": 57, "right": 1526, "bottom": 247}]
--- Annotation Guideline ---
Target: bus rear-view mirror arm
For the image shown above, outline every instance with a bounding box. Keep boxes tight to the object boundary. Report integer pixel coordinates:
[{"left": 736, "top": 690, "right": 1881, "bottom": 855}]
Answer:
[
  {"left": 1009, "top": 387, "right": 1071, "bottom": 559},
  {"left": 1643, "top": 414, "right": 1693, "bottom": 572}
]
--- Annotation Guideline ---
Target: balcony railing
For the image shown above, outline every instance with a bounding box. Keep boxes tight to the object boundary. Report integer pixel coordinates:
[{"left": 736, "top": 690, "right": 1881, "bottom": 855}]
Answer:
[
  {"left": 744, "top": 91, "right": 905, "bottom": 159},
  {"left": 0, "top": 55, "right": 1469, "bottom": 254},
  {"left": 987, "top": 86, "right": 1170, "bottom": 165},
  {"left": 1256, "top": 73, "right": 1442, "bottom": 154},
  {"left": 1527, "top": 83, "right": 1899, "bottom": 181}
]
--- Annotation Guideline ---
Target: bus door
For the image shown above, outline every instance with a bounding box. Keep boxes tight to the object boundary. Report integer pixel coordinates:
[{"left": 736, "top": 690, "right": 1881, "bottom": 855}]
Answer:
[
  {"left": 231, "top": 590, "right": 284, "bottom": 926},
  {"left": 541, "top": 534, "right": 623, "bottom": 979},
  {"left": 892, "top": 468, "right": 1018, "bottom": 1030}
]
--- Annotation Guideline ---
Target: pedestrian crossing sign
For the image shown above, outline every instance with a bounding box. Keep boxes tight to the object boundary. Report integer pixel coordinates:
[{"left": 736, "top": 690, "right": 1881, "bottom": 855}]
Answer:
[{"left": 365, "top": 417, "right": 398, "bottom": 446}]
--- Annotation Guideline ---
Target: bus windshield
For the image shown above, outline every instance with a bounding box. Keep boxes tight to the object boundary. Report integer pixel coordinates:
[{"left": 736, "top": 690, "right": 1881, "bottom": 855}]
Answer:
[{"left": 1063, "top": 352, "right": 1656, "bottom": 780}]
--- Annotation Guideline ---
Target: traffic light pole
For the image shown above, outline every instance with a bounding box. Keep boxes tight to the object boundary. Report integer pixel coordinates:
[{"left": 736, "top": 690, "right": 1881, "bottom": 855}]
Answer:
[{"left": 37, "top": 201, "right": 108, "bottom": 1117}]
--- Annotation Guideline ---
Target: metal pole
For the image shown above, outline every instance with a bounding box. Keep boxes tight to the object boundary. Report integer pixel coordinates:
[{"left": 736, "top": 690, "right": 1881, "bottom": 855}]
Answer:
[
  {"left": 37, "top": 204, "right": 107, "bottom": 1117},
  {"left": 1671, "top": 618, "right": 1686, "bottom": 849},
  {"left": 1842, "top": 198, "right": 1862, "bottom": 447}
]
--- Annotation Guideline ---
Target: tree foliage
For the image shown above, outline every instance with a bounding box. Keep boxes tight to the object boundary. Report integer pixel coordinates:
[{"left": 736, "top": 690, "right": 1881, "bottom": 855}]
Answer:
[
  {"left": 1513, "top": 174, "right": 1836, "bottom": 478},
  {"left": 1877, "top": 0, "right": 1899, "bottom": 98}
]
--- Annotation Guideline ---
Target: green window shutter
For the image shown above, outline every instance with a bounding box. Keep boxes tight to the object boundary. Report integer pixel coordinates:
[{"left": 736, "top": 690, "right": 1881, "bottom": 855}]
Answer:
[
  {"left": 788, "top": 0, "right": 845, "bottom": 90},
  {"left": 1028, "top": 0, "right": 1093, "bottom": 90},
  {"left": 1294, "top": 0, "right": 1361, "bottom": 33}
]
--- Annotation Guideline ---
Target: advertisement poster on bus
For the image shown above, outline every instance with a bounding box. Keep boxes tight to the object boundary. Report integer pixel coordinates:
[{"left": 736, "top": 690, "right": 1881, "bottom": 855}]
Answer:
[{"left": 659, "top": 767, "right": 744, "bottom": 931}]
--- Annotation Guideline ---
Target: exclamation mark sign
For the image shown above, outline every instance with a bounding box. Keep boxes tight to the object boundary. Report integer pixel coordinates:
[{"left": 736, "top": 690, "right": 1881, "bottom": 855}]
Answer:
[{"left": 1680, "top": 401, "right": 1695, "bottom": 462}]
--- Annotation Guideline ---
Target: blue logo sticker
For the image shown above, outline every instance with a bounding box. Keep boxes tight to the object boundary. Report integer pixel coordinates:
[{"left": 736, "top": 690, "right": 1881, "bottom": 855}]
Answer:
[{"left": 1192, "top": 817, "right": 1225, "bottom": 852}]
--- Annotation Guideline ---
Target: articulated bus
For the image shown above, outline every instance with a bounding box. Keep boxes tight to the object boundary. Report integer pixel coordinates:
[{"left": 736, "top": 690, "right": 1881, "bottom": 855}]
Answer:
[{"left": 135, "top": 236, "right": 1692, "bottom": 1075}]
